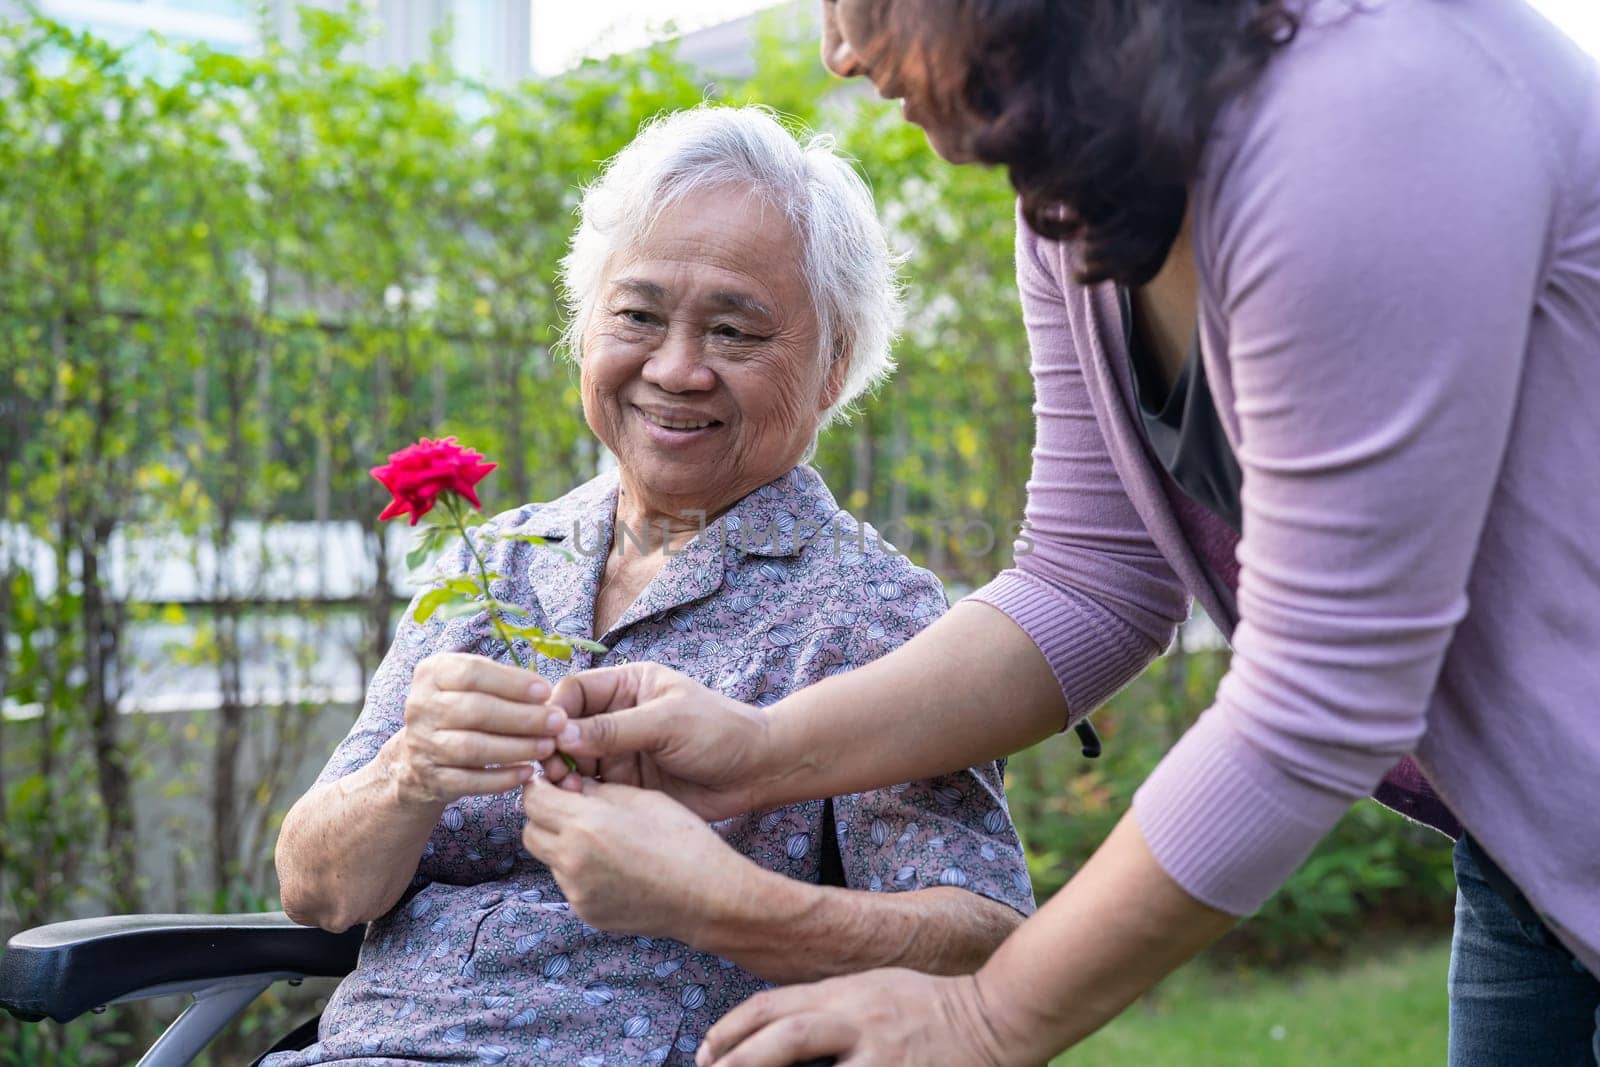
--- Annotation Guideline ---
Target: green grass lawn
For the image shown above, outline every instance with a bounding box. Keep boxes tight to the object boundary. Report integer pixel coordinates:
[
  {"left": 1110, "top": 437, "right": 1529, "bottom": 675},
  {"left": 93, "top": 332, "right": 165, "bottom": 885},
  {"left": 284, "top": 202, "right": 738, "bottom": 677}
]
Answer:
[{"left": 1055, "top": 940, "right": 1450, "bottom": 1066}]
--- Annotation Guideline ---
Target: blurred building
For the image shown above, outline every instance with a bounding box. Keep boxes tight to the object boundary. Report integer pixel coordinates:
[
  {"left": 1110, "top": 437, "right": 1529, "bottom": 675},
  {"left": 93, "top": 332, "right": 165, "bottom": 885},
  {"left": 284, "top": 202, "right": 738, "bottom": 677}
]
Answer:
[
  {"left": 0, "top": 0, "right": 534, "bottom": 85},
  {"left": 649, "top": 0, "right": 810, "bottom": 79}
]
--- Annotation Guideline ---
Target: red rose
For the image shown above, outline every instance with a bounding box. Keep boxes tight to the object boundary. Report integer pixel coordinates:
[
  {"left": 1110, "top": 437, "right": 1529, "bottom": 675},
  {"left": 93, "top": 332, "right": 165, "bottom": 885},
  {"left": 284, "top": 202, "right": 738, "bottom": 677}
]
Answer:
[{"left": 370, "top": 435, "right": 497, "bottom": 525}]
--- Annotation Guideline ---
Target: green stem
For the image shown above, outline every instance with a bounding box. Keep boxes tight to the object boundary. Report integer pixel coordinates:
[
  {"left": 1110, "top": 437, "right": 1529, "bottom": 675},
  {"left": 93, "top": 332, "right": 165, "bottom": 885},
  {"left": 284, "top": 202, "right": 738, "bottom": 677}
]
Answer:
[
  {"left": 444, "top": 494, "right": 579, "bottom": 772},
  {"left": 446, "top": 495, "right": 518, "bottom": 661}
]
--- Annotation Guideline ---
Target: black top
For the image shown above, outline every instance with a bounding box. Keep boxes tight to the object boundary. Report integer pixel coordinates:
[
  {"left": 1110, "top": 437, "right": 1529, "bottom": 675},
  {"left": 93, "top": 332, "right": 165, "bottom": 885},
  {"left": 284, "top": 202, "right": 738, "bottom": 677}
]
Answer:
[{"left": 1118, "top": 287, "right": 1243, "bottom": 533}]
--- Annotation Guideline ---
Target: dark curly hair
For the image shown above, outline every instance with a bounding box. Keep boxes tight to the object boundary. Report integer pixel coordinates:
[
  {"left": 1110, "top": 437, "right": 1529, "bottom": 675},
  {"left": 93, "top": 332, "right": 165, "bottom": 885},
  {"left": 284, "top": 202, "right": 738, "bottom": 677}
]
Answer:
[{"left": 896, "top": 0, "right": 1300, "bottom": 285}]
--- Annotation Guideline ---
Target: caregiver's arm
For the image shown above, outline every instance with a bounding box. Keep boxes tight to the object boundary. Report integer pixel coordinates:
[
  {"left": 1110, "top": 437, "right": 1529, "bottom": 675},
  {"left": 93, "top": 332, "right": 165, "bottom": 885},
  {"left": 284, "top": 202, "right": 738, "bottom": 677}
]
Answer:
[
  {"left": 545, "top": 603, "right": 1072, "bottom": 815},
  {"left": 520, "top": 776, "right": 1023, "bottom": 983},
  {"left": 968, "top": 815, "right": 1234, "bottom": 1059},
  {"left": 697, "top": 813, "right": 1232, "bottom": 1067},
  {"left": 763, "top": 600, "right": 1080, "bottom": 803}
]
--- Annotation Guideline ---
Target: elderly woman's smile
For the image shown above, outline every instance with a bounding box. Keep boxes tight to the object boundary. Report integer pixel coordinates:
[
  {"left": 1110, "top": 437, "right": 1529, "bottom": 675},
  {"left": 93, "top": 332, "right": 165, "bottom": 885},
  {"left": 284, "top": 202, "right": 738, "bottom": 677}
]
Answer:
[
  {"left": 581, "top": 186, "right": 833, "bottom": 520},
  {"left": 633, "top": 404, "right": 721, "bottom": 438}
]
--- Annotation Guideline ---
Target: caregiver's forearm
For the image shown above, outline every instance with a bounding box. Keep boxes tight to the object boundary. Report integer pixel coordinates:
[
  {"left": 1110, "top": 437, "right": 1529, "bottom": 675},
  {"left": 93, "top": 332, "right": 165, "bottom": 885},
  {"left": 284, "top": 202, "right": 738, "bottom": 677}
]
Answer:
[
  {"left": 694, "top": 867, "right": 1023, "bottom": 984},
  {"left": 760, "top": 601, "right": 1070, "bottom": 808},
  {"left": 967, "top": 813, "right": 1236, "bottom": 1062},
  {"left": 276, "top": 732, "right": 442, "bottom": 932}
]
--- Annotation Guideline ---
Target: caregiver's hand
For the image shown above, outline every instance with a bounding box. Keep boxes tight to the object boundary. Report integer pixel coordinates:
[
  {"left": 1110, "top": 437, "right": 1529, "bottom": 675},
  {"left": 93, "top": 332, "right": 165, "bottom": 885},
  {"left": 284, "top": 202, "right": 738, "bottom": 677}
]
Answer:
[
  {"left": 384, "top": 651, "right": 561, "bottom": 808},
  {"left": 521, "top": 773, "right": 756, "bottom": 941},
  {"left": 695, "top": 969, "right": 1017, "bottom": 1067},
  {"left": 540, "top": 662, "right": 774, "bottom": 821}
]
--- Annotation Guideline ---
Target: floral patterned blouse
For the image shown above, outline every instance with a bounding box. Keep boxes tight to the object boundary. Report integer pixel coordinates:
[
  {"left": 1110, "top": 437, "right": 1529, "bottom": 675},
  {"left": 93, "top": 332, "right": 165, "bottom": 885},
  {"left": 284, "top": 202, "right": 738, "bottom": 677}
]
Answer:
[{"left": 265, "top": 465, "right": 1035, "bottom": 1066}]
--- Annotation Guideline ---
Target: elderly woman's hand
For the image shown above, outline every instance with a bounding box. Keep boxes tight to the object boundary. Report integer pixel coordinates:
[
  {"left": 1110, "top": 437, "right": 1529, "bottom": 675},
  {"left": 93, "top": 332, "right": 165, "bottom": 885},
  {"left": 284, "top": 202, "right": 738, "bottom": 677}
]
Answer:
[
  {"left": 695, "top": 969, "right": 1018, "bottom": 1067},
  {"left": 540, "top": 662, "right": 777, "bottom": 821},
  {"left": 520, "top": 774, "right": 755, "bottom": 941},
  {"left": 383, "top": 651, "right": 562, "bottom": 809}
]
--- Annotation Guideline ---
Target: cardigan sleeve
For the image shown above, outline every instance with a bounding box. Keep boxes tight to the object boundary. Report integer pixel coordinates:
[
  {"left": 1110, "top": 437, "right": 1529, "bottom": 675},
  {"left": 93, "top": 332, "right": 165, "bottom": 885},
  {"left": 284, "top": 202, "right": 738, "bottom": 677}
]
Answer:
[
  {"left": 1133, "top": 10, "right": 1556, "bottom": 915},
  {"left": 967, "top": 209, "right": 1190, "bottom": 723}
]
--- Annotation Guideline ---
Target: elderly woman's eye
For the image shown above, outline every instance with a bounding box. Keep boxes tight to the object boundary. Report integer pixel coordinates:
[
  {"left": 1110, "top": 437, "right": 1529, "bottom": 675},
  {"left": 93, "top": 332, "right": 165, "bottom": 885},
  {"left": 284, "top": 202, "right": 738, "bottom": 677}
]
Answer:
[
  {"left": 711, "top": 324, "right": 753, "bottom": 340},
  {"left": 619, "top": 309, "right": 657, "bottom": 326}
]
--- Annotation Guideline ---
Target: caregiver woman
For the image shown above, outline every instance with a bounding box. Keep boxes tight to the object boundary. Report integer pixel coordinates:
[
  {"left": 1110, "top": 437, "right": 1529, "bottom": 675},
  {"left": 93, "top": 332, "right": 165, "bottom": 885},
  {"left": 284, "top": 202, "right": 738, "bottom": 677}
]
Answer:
[{"left": 531, "top": 1, "right": 1600, "bottom": 1063}]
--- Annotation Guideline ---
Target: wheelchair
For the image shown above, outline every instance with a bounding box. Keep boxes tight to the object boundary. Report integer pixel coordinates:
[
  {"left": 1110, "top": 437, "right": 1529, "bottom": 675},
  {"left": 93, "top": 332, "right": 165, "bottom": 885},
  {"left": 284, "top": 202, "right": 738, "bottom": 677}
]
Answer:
[{"left": 0, "top": 911, "right": 362, "bottom": 1065}]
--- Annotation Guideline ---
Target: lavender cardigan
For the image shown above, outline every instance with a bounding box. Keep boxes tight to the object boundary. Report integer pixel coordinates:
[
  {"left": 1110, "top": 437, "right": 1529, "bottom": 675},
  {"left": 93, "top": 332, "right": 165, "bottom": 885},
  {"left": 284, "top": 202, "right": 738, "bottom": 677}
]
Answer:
[{"left": 970, "top": 0, "right": 1600, "bottom": 972}]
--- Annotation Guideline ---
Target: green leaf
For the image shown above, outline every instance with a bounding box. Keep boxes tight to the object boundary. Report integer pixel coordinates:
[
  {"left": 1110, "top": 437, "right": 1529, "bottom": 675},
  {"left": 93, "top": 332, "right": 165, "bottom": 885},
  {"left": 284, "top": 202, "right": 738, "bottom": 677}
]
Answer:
[
  {"left": 536, "top": 638, "right": 576, "bottom": 662},
  {"left": 500, "top": 623, "right": 548, "bottom": 642},
  {"left": 412, "top": 586, "right": 459, "bottom": 624},
  {"left": 499, "top": 532, "right": 573, "bottom": 560},
  {"left": 407, "top": 525, "right": 448, "bottom": 571},
  {"left": 565, "top": 636, "right": 608, "bottom": 653},
  {"left": 435, "top": 599, "right": 483, "bottom": 620},
  {"left": 442, "top": 576, "right": 483, "bottom": 596}
]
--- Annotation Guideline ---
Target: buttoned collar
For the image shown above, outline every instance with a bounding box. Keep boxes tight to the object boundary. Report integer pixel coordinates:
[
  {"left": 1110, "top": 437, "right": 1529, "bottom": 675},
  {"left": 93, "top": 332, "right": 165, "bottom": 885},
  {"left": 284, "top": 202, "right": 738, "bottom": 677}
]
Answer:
[
  {"left": 510, "top": 464, "right": 842, "bottom": 558},
  {"left": 507, "top": 464, "right": 844, "bottom": 646}
]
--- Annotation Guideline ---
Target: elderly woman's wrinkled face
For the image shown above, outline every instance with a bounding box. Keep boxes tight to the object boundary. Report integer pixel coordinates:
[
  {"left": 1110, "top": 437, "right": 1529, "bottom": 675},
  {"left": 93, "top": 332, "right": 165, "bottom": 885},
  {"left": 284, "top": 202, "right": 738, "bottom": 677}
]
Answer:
[
  {"left": 581, "top": 187, "right": 836, "bottom": 513},
  {"left": 820, "top": 0, "right": 978, "bottom": 163}
]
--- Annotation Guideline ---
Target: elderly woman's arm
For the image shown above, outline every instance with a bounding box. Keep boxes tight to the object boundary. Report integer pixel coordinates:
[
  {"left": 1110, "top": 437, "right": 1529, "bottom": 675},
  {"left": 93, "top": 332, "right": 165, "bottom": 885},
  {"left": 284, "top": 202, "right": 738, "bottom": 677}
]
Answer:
[
  {"left": 696, "top": 872, "right": 1022, "bottom": 982},
  {"left": 275, "top": 735, "right": 444, "bottom": 932},
  {"left": 521, "top": 776, "right": 1023, "bottom": 983},
  {"left": 277, "top": 652, "right": 553, "bottom": 931}
]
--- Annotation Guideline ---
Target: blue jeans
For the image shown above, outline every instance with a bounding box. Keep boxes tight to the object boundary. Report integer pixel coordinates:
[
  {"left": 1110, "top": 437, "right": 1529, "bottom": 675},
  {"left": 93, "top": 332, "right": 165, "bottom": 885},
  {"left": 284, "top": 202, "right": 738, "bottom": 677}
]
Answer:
[{"left": 1449, "top": 835, "right": 1600, "bottom": 1065}]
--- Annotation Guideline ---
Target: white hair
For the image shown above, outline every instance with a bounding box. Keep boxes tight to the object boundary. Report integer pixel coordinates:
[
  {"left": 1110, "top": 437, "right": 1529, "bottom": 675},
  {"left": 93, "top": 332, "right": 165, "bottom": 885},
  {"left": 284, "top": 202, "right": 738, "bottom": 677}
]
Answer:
[{"left": 558, "top": 104, "right": 903, "bottom": 429}]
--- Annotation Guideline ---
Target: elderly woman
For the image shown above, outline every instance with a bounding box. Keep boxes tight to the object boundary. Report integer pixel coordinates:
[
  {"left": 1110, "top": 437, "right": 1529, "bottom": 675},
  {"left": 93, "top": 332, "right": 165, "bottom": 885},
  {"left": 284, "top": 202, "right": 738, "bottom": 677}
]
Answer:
[{"left": 268, "top": 105, "right": 1034, "bottom": 1066}]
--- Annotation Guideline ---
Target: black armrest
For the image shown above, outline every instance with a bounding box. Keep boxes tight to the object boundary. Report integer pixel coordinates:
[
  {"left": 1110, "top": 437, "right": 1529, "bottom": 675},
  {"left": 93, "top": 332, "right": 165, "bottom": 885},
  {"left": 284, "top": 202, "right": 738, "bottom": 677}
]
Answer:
[{"left": 0, "top": 912, "right": 364, "bottom": 1024}]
